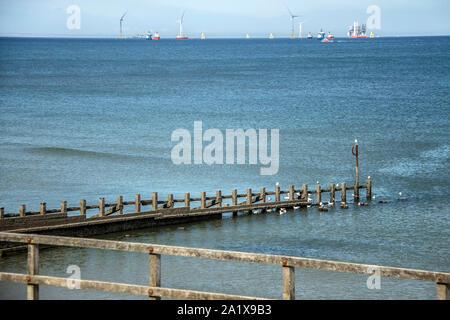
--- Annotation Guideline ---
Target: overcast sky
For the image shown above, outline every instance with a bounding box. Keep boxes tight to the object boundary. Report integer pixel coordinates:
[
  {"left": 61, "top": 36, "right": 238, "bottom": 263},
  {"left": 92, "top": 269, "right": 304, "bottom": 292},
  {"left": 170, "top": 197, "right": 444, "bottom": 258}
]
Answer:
[{"left": 0, "top": 0, "right": 449, "bottom": 38}]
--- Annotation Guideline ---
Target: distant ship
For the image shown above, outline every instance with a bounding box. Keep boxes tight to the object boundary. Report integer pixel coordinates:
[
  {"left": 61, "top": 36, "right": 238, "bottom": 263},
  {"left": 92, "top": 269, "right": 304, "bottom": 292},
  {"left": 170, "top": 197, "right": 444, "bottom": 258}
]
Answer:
[
  {"left": 145, "top": 32, "right": 152, "bottom": 40},
  {"left": 246, "top": 33, "right": 250, "bottom": 39},
  {"left": 326, "top": 32, "right": 334, "bottom": 40},
  {"left": 201, "top": 32, "right": 205, "bottom": 40},
  {"left": 370, "top": 31, "right": 374, "bottom": 38},
  {"left": 269, "top": 33, "right": 274, "bottom": 39},
  {"left": 348, "top": 21, "right": 367, "bottom": 38},
  {"left": 307, "top": 32, "right": 313, "bottom": 39},
  {"left": 317, "top": 29, "right": 325, "bottom": 40},
  {"left": 153, "top": 32, "right": 160, "bottom": 40}
]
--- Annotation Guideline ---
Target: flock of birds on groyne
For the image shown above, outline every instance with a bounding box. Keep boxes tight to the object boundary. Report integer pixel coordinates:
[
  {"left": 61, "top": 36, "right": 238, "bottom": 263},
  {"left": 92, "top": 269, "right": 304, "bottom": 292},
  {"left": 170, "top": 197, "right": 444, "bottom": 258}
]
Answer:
[{"left": 249, "top": 180, "right": 406, "bottom": 216}]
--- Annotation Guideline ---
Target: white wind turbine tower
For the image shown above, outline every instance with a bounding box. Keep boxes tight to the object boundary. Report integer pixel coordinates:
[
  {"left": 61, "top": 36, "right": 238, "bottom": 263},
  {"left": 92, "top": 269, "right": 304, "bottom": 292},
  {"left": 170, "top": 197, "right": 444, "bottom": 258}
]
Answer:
[
  {"left": 286, "top": 6, "right": 299, "bottom": 39},
  {"left": 119, "top": 11, "right": 127, "bottom": 38},
  {"left": 298, "top": 20, "right": 307, "bottom": 38},
  {"left": 176, "top": 11, "right": 188, "bottom": 40}
]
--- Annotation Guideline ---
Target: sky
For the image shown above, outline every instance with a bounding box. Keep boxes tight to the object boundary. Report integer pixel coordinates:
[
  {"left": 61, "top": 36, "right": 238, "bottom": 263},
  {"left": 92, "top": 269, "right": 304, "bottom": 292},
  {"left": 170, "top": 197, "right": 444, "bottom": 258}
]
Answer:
[{"left": 0, "top": 0, "right": 449, "bottom": 38}]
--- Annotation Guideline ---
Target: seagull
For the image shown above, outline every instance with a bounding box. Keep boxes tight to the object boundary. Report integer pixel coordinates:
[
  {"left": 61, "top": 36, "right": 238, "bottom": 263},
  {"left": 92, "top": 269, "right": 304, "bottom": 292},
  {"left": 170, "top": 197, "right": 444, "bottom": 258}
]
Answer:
[
  {"left": 316, "top": 181, "right": 320, "bottom": 185},
  {"left": 368, "top": 176, "right": 371, "bottom": 179},
  {"left": 252, "top": 209, "right": 259, "bottom": 215},
  {"left": 276, "top": 182, "right": 279, "bottom": 186},
  {"left": 268, "top": 196, "right": 272, "bottom": 201},
  {"left": 279, "top": 208, "right": 287, "bottom": 214},
  {"left": 293, "top": 206, "right": 300, "bottom": 210},
  {"left": 284, "top": 196, "right": 290, "bottom": 200}
]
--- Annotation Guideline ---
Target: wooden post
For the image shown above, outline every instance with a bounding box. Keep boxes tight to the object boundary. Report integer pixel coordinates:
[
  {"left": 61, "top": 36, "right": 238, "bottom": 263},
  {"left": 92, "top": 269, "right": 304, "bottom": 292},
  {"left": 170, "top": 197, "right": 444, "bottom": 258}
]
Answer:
[
  {"left": 216, "top": 190, "right": 222, "bottom": 208},
  {"left": 19, "top": 204, "right": 26, "bottom": 218},
  {"left": 168, "top": 194, "right": 174, "bottom": 208},
  {"left": 0, "top": 207, "right": 3, "bottom": 220},
  {"left": 117, "top": 196, "right": 123, "bottom": 215},
  {"left": 354, "top": 183, "right": 360, "bottom": 203},
  {"left": 366, "top": 177, "right": 372, "bottom": 201},
  {"left": 27, "top": 243, "right": 39, "bottom": 300},
  {"left": 152, "top": 192, "right": 158, "bottom": 211},
  {"left": 246, "top": 188, "right": 252, "bottom": 214},
  {"left": 282, "top": 265, "right": 295, "bottom": 300},
  {"left": 437, "top": 283, "right": 450, "bottom": 300},
  {"left": 246, "top": 188, "right": 252, "bottom": 205},
  {"left": 316, "top": 184, "right": 321, "bottom": 205},
  {"left": 149, "top": 253, "right": 161, "bottom": 300},
  {"left": 330, "top": 184, "right": 335, "bottom": 204},
  {"left": 289, "top": 185, "right": 294, "bottom": 201},
  {"left": 260, "top": 187, "right": 266, "bottom": 203},
  {"left": 301, "top": 184, "right": 308, "bottom": 201},
  {"left": 80, "top": 199, "right": 86, "bottom": 216},
  {"left": 39, "top": 203, "right": 46, "bottom": 216},
  {"left": 60, "top": 201, "right": 67, "bottom": 214},
  {"left": 200, "top": 191, "right": 206, "bottom": 209},
  {"left": 135, "top": 194, "right": 141, "bottom": 213},
  {"left": 353, "top": 140, "right": 360, "bottom": 203},
  {"left": 184, "top": 192, "right": 190, "bottom": 208},
  {"left": 275, "top": 185, "right": 280, "bottom": 202},
  {"left": 341, "top": 182, "right": 347, "bottom": 204},
  {"left": 99, "top": 198, "right": 105, "bottom": 217},
  {"left": 232, "top": 189, "right": 238, "bottom": 217}
]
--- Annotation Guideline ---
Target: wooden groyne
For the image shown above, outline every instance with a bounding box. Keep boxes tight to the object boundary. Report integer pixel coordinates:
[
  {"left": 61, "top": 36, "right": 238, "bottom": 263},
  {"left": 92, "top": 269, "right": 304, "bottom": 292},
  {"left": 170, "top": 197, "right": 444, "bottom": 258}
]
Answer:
[
  {"left": 0, "top": 231, "right": 448, "bottom": 300},
  {"left": 0, "top": 179, "right": 372, "bottom": 255}
]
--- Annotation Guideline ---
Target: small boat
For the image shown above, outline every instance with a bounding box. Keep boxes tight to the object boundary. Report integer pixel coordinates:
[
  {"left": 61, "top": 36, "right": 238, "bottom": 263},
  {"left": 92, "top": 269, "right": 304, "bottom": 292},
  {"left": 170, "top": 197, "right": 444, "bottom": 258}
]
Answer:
[
  {"left": 326, "top": 32, "right": 334, "bottom": 40},
  {"left": 307, "top": 32, "right": 313, "bottom": 39},
  {"left": 269, "top": 33, "right": 274, "bottom": 39},
  {"left": 321, "top": 38, "right": 331, "bottom": 43},
  {"left": 317, "top": 29, "right": 325, "bottom": 40},
  {"left": 153, "top": 32, "right": 160, "bottom": 40},
  {"left": 201, "top": 32, "right": 205, "bottom": 40},
  {"left": 145, "top": 32, "right": 152, "bottom": 40},
  {"left": 246, "top": 33, "right": 250, "bottom": 39}
]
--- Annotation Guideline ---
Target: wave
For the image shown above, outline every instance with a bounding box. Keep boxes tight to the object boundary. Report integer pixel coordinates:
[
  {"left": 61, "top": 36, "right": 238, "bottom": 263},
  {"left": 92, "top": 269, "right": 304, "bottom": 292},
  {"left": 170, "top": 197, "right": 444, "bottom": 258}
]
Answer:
[
  {"left": 25, "top": 146, "right": 163, "bottom": 162},
  {"left": 378, "top": 144, "right": 449, "bottom": 177}
]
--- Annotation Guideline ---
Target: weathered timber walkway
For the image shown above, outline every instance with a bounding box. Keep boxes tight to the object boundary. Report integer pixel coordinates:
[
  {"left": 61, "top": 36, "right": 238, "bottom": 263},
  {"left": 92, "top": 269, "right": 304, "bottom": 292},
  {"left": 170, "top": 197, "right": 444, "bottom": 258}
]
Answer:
[
  {"left": 0, "top": 232, "right": 448, "bottom": 300},
  {"left": 0, "top": 179, "right": 372, "bottom": 255}
]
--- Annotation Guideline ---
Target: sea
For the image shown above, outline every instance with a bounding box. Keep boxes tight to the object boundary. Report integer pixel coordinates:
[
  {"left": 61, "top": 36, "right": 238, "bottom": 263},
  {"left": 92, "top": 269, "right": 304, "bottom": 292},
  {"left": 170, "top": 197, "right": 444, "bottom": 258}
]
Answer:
[{"left": 0, "top": 36, "right": 449, "bottom": 299}]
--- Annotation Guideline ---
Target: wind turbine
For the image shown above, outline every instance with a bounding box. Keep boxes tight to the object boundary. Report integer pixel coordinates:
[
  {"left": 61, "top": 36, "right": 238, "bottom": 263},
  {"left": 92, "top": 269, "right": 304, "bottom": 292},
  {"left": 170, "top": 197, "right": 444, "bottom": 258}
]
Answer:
[
  {"left": 298, "top": 20, "right": 308, "bottom": 38},
  {"left": 120, "top": 11, "right": 127, "bottom": 38},
  {"left": 176, "top": 11, "right": 188, "bottom": 40},
  {"left": 286, "top": 6, "right": 298, "bottom": 39}
]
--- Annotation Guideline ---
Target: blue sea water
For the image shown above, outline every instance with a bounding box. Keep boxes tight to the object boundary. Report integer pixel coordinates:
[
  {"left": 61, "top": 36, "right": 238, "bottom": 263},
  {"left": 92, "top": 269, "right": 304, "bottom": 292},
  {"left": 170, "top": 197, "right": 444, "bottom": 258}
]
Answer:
[{"left": 0, "top": 37, "right": 449, "bottom": 299}]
